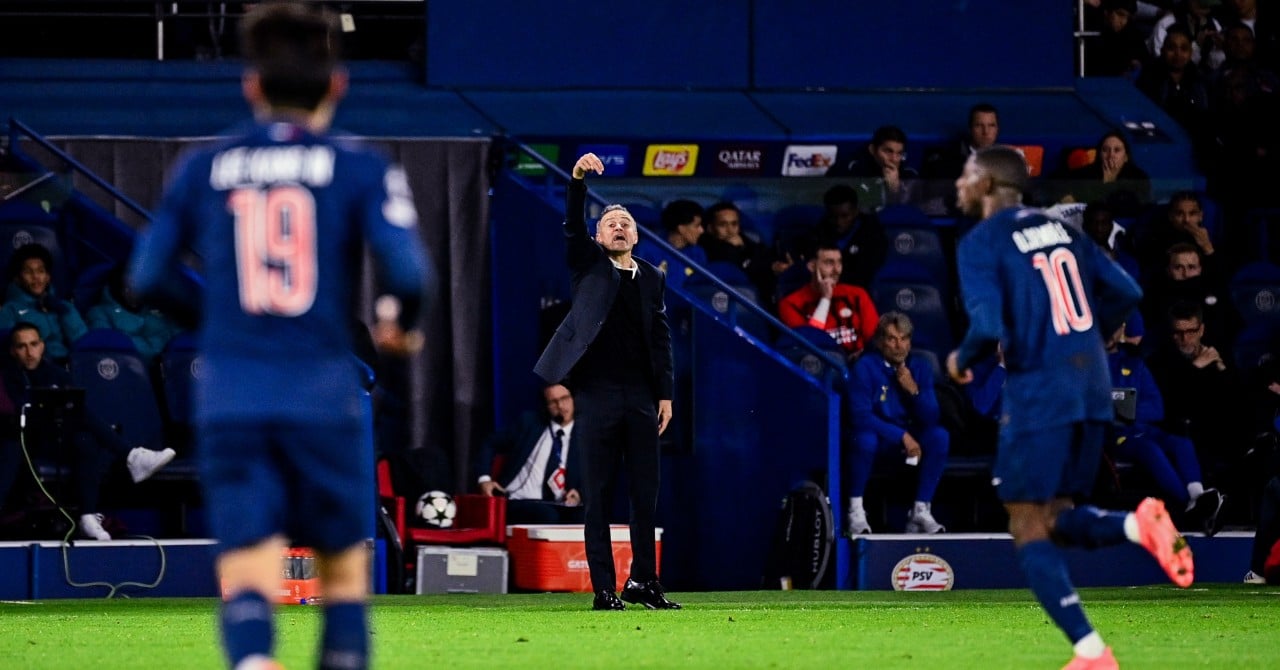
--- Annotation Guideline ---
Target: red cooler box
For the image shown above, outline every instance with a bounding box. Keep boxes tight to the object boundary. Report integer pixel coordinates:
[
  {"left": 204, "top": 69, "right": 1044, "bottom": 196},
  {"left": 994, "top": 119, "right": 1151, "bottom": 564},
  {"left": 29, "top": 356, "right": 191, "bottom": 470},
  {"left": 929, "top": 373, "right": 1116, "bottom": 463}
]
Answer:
[{"left": 507, "top": 524, "right": 663, "bottom": 592}]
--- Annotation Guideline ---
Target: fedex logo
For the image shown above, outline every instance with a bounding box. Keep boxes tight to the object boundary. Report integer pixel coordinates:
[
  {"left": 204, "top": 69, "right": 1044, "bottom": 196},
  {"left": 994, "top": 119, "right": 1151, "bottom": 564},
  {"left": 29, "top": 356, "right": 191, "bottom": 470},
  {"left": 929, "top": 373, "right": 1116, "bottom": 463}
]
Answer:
[
  {"left": 642, "top": 144, "right": 699, "bottom": 176},
  {"left": 781, "top": 145, "right": 838, "bottom": 176},
  {"left": 577, "top": 144, "right": 629, "bottom": 176}
]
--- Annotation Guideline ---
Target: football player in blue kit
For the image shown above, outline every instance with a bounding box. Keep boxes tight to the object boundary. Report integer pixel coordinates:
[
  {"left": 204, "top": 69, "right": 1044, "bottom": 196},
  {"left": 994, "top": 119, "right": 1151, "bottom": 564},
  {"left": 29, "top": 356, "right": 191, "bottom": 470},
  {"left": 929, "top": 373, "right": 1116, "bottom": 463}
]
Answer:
[
  {"left": 946, "top": 146, "right": 1192, "bottom": 670},
  {"left": 128, "top": 3, "right": 432, "bottom": 669}
]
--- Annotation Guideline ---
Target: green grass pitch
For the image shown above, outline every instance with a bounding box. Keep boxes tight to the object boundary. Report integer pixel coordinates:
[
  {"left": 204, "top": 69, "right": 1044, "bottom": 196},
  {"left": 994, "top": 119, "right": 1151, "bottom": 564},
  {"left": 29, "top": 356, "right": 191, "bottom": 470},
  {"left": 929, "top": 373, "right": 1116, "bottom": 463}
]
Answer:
[{"left": 2, "top": 586, "right": 1278, "bottom": 668}]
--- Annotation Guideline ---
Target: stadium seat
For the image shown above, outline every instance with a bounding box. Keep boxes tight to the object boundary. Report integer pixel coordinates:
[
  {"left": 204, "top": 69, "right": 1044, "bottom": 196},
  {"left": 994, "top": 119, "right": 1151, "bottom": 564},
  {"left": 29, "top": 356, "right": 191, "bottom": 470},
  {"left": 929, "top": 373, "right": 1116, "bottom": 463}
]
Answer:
[
  {"left": 376, "top": 459, "right": 506, "bottom": 549},
  {"left": 877, "top": 204, "right": 931, "bottom": 228},
  {"left": 1229, "top": 262, "right": 1280, "bottom": 329},
  {"left": 882, "top": 224, "right": 950, "bottom": 285},
  {"left": 68, "top": 328, "right": 166, "bottom": 451},
  {"left": 870, "top": 277, "right": 955, "bottom": 357},
  {"left": 776, "top": 325, "right": 847, "bottom": 381},
  {"left": 1233, "top": 322, "right": 1277, "bottom": 372},
  {"left": 1065, "top": 147, "right": 1095, "bottom": 170},
  {"left": 684, "top": 263, "right": 770, "bottom": 339},
  {"left": 158, "top": 331, "right": 198, "bottom": 447},
  {"left": 1244, "top": 208, "right": 1280, "bottom": 264},
  {"left": 620, "top": 202, "right": 661, "bottom": 231}
]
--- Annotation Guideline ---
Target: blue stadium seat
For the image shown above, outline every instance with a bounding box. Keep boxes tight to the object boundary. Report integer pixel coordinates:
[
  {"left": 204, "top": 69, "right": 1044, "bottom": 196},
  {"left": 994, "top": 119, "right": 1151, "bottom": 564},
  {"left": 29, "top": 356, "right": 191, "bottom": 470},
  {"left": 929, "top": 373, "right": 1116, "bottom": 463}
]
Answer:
[
  {"left": 158, "top": 331, "right": 198, "bottom": 439},
  {"left": 877, "top": 204, "right": 931, "bottom": 228},
  {"left": 1244, "top": 208, "right": 1280, "bottom": 264},
  {"left": 69, "top": 328, "right": 165, "bottom": 451},
  {"left": 776, "top": 325, "right": 847, "bottom": 380},
  {"left": 882, "top": 225, "right": 949, "bottom": 284},
  {"left": 870, "top": 277, "right": 954, "bottom": 357},
  {"left": 1233, "top": 322, "right": 1277, "bottom": 372},
  {"left": 684, "top": 264, "right": 769, "bottom": 339},
  {"left": 1229, "top": 262, "right": 1280, "bottom": 329},
  {"left": 621, "top": 202, "right": 662, "bottom": 231}
]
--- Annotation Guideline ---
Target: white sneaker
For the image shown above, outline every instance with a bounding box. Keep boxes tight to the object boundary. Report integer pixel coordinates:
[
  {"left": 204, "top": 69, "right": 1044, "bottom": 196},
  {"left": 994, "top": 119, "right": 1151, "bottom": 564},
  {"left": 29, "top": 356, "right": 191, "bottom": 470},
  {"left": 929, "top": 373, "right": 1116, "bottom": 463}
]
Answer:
[
  {"left": 905, "top": 504, "right": 946, "bottom": 534},
  {"left": 127, "top": 447, "right": 176, "bottom": 483},
  {"left": 846, "top": 507, "right": 872, "bottom": 536},
  {"left": 1244, "top": 570, "right": 1266, "bottom": 584},
  {"left": 78, "top": 513, "right": 111, "bottom": 540}
]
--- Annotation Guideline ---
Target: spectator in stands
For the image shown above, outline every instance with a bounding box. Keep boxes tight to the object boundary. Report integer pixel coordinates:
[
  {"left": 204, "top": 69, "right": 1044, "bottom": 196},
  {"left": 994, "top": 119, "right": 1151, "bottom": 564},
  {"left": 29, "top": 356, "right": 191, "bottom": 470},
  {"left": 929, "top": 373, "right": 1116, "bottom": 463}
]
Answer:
[
  {"left": 0, "top": 244, "right": 86, "bottom": 362},
  {"left": 0, "top": 323, "right": 175, "bottom": 540},
  {"left": 1105, "top": 325, "right": 1225, "bottom": 533},
  {"left": 1083, "top": 200, "right": 1142, "bottom": 280},
  {"left": 1084, "top": 0, "right": 1150, "bottom": 77},
  {"left": 845, "top": 312, "right": 949, "bottom": 535},
  {"left": 1225, "top": 0, "right": 1280, "bottom": 70},
  {"left": 922, "top": 103, "right": 1001, "bottom": 215},
  {"left": 1141, "top": 243, "right": 1238, "bottom": 353},
  {"left": 632, "top": 199, "right": 707, "bottom": 291},
  {"left": 1147, "top": 0, "right": 1226, "bottom": 71},
  {"left": 84, "top": 265, "right": 182, "bottom": 365},
  {"left": 777, "top": 240, "right": 879, "bottom": 361},
  {"left": 1148, "top": 301, "right": 1250, "bottom": 488},
  {"left": 473, "top": 383, "right": 584, "bottom": 524},
  {"left": 837, "top": 125, "right": 926, "bottom": 212},
  {"left": 699, "top": 201, "right": 783, "bottom": 302},
  {"left": 1207, "top": 23, "right": 1280, "bottom": 217},
  {"left": 808, "top": 184, "right": 888, "bottom": 290},
  {"left": 1137, "top": 25, "right": 1213, "bottom": 157},
  {"left": 1137, "top": 192, "right": 1220, "bottom": 277},
  {"left": 1054, "top": 131, "right": 1152, "bottom": 216}
]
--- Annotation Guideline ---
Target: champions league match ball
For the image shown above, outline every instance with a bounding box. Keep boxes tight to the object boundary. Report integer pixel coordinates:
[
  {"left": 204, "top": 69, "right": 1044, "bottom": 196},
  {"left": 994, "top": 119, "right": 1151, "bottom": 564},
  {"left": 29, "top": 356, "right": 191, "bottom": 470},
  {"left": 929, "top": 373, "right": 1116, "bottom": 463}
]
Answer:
[{"left": 415, "top": 490, "right": 457, "bottom": 528}]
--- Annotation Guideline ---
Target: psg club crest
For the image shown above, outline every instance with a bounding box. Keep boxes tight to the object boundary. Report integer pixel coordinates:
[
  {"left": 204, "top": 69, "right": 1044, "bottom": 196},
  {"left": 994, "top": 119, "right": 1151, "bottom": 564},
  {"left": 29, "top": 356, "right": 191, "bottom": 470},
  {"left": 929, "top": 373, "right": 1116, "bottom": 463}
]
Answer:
[{"left": 892, "top": 553, "right": 954, "bottom": 591}]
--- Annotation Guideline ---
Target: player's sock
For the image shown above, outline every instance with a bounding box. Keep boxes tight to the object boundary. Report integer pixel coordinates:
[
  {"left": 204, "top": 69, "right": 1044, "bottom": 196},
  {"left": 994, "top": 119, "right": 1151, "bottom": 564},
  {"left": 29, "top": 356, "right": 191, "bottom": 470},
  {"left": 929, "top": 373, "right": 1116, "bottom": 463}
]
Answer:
[
  {"left": 320, "top": 601, "right": 369, "bottom": 670},
  {"left": 1052, "top": 505, "right": 1129, "bottom": 549},
  {"left": 1073, "top": 631, "right": 1106, "bottom": 659},
  {"left": 220, "top": 591, "right": 274, "bottom": 667},
  {"left": 1017, "top": 540, "right": 1094, "bottom": 644}
]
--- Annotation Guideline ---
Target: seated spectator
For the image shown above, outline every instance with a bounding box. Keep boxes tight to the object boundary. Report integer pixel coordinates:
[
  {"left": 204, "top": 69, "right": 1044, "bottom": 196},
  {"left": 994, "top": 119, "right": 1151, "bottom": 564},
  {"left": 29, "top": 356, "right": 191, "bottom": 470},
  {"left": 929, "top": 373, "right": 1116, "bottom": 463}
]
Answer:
[
  {"left": 1140, "top": 242, "right": 1237, "bottom": 353},
  {"left": 0, "top": 323, "right": 175, "bottom": 540},
  {"left": 1083, "top": 200, "right": 1142, "bottom": 282},
  {"left": 1148, "top": 301, "right": 1250, "bottom": 486},
  {"left": 1053, "top": 131, "right": 1152, "bottom": 215},
  {"left": 1105, "top": 326, "right": 1224, "bottom": 533},
  {"left": 1137, "top": 191, "right": 1220, "bottom": 278},
  {"left": 1146, "top": 0, "right": 1226, "bottom": 73},
  {"left": 777, "top": 240, "right": 879, "bottom": 362},
  {"left": 1084, "top": 0, "right": 1149, "bottom": 77},
  {"left": 83, "top": 266, "right": 183, "bottom": 364},
  {"left": 1223, "top": 0, "right": 1280, "bottom": 72},
  {"left": 472, "top": 383, "right": 583, "bottom": 524},
  {"left": 1137, "top": 25, "right": 1213, "bottom": 160},
  {"left": 699, "top": 201, "right": 784, "bottom": 302},
  {"left": 633, "top": 199, "right": 707, "bottom": 290},
  {"left": 1207, "top": 23, "right": 1280, "bottom": 217},
  {"left": 921, "top": 103, "right": 1001, "bottom": 216},
  {"left": 805, "top": 185, "right": 887, "bottom": 289},
  {"left": 836, "top": 125, "right": 927, "bottom": 212},
  {"left": 0, "top": 244, "right": 87, "bottom": 362},
  {"left": 845, "top": 312, "right": 949, "bottom": 535}
]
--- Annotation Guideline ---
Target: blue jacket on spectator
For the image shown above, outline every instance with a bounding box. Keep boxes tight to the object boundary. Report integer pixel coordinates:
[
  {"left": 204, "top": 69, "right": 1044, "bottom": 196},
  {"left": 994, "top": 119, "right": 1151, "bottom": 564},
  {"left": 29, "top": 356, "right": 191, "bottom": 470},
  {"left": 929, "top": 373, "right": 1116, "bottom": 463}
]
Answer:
[
  {"left": 0, "top": 282, "right": 87, "bottom": 361},
  {"left": 1107, "top": 346, "right": 1164, "bottom": 426},
  {"left": 849, "top": 348, "right": 941, "bottom": 444}
]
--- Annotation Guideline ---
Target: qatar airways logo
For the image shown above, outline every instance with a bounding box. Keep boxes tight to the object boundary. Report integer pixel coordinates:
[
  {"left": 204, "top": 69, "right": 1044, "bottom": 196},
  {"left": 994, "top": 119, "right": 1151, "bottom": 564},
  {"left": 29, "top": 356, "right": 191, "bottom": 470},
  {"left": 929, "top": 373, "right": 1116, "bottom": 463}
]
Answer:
[{"left": 714, "top": 146, "right": 764, "bottom": 174}]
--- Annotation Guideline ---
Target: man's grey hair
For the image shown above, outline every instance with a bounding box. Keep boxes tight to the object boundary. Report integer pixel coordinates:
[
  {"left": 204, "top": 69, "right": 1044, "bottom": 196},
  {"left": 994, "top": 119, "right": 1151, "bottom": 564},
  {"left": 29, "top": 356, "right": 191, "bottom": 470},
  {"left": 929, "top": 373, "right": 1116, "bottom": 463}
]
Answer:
[{"left": 874, "top": 311, "right": 914, "bottom": 342}]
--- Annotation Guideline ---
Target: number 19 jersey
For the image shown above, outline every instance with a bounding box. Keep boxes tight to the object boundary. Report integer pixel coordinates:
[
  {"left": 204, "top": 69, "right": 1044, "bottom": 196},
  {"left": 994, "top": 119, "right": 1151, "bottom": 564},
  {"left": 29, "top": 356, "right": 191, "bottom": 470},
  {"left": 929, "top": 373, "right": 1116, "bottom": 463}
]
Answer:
[
  {"left": 129, "top": 120, "right": 432, "bottom": 425},
  {"left": 953, "top": 206, "right": 1141, "bottom": 435}
]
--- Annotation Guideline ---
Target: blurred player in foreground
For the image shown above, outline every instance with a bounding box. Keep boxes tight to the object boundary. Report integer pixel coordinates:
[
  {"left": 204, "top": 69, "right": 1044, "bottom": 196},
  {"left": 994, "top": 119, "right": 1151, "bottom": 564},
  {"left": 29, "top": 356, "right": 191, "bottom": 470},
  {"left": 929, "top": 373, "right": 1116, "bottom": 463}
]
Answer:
[
  {"left": 946, "top": 146, "right": 1192, "bottom": 670},
  {"left": 128, "top": 3, "right": 432, "bottom": 668}
]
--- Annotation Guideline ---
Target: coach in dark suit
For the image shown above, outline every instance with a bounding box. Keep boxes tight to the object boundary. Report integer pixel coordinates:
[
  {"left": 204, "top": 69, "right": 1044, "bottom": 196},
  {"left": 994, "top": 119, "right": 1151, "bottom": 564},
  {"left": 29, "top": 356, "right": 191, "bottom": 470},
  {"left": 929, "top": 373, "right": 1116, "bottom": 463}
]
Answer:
[
  {"left": 473, "top": 383, "right": 585, "bottom": 524},
  {"left": 534, "top": 152, "right": 677, "bottom": 611}
]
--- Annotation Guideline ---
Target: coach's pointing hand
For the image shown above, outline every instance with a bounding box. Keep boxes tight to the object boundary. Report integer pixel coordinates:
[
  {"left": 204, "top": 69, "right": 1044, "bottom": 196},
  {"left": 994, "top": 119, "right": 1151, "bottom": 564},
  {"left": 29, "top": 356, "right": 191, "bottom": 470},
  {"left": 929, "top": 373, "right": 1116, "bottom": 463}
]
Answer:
[{"left": 573, "top": 153, "right": 605, "bottom": 180}]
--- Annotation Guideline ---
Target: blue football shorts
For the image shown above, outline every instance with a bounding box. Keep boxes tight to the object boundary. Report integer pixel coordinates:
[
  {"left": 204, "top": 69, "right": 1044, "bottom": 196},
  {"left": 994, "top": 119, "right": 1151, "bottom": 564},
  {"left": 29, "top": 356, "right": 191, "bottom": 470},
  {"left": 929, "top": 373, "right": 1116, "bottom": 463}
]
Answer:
[
  {"left": 994, "top": 420, "right": 1107, "bottom": 503},
  {"left": 198, "top": 420, "right": 372, "bottom": 553}
]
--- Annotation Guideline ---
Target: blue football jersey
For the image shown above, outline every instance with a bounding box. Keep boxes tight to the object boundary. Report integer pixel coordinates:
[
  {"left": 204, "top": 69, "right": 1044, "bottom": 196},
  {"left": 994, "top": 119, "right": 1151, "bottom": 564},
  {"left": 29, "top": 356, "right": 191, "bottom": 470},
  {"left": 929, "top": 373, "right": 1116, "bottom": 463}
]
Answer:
[
  {"left": 954, "top": 206, "right": 1141, "bottom": 434},
  {"left": 129, "top": 120, "right": 432, "bottom": 424}
]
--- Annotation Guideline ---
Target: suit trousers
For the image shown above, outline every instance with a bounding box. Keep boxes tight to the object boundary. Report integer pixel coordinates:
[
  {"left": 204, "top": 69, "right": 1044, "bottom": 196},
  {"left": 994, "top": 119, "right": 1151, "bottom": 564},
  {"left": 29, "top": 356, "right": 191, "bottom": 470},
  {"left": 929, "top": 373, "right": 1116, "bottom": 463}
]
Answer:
[{"left": 572, "top": 378, "right": 660, "bottom": 591}]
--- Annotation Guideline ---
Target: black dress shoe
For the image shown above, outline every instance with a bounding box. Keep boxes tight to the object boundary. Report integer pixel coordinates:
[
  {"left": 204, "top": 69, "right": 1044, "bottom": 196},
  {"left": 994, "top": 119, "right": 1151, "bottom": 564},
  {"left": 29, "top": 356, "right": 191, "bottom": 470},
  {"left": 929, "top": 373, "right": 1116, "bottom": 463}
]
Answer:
[
  {"left": 619, "top": 578, "right": 682, "bottom": 610},
  {"left": 592, "top": 590, "right": 625, "bottom": 611}
]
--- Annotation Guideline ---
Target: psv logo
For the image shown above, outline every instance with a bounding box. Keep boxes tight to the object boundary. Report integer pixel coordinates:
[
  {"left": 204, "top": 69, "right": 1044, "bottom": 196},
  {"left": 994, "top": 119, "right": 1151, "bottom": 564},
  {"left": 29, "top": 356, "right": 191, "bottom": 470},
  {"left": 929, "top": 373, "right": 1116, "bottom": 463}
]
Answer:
[{"left": 892, "top": 553, "right": 954, "bottom": 591}]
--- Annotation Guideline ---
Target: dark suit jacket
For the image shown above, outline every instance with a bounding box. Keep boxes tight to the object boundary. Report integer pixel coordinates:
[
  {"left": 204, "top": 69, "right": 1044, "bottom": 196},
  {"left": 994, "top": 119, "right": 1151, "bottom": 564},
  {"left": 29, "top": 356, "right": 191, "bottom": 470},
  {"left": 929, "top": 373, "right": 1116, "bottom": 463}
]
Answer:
[
  {"left": 534, "top": 178, "right": 674, "bottom": 401},
  {"left": 473, "top": 411, "right": 584, "bottom": 497}
]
